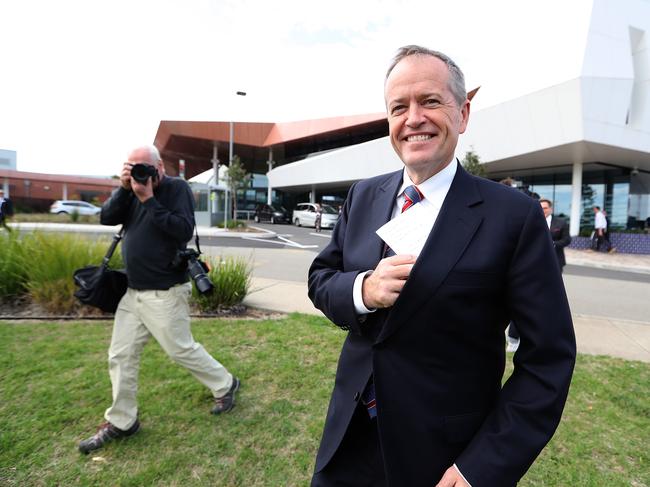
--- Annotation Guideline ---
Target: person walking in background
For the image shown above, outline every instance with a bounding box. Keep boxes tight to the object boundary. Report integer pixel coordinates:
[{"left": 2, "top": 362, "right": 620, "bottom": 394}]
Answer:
[
  {"left": 308, "top": 45, "right": 575, "bottom": 487},
  {"left": 315, "top": 204, "right": 323, "bottom": 233},
  {"left": 0, "top": 189, "right": 14, "bottom": 232},
  {"left": 78, "top": 145, "right": 240, "bottom": 455},
  {"left": 593, "top": 206, "right": 613, "bottom": 252}
]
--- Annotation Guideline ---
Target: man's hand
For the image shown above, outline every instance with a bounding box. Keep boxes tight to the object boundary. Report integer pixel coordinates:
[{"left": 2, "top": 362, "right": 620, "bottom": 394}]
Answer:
[
  {"left": 435, "top": 466, "right": 471, "bottom": 487},
  {"left": 362, "top": 254, "right": 416, "bottom": 309},
  {"left": 120, "top": 163, "right": 133, "bottom": 191},
  {"left": 131, "top": 175, "right": 154, "bottom": 203}
]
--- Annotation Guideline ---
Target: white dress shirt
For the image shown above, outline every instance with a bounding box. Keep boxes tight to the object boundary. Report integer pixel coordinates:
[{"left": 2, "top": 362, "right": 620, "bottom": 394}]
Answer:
[
  {"left": 546, "top": 214, "right": 552, "bottom": 229},
  {"left": 595, "top": 211, "right": 607, "bottom": 230},
  {"left": 352, "top": 159, "right": 457, "bottom": 314}
]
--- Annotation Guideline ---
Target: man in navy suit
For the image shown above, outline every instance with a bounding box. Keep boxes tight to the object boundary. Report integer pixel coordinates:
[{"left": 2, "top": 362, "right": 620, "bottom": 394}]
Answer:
[
  {"left": 308, "top": 46, "right": 576, "bottom": 487},
  {"left": 540, "top": 199, "right": 571, "bottom": 270}
]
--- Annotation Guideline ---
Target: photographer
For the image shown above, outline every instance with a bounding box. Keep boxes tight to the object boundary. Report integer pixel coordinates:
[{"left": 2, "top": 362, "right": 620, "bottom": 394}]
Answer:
[{"left": 78, "top": 145, "right": 240, "bottom": 454}]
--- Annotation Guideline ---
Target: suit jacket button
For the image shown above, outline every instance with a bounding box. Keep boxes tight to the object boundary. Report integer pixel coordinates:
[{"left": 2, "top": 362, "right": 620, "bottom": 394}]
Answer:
[
  {"left": 358, "top": 315, "right": 367, "bottom": 324},
  {"left": 353, "top": 392, "right": 360, "bottom": 401}
]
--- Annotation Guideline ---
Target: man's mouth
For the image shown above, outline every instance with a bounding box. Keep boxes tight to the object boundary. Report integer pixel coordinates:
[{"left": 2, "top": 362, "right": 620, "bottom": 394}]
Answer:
[{"left": 405, "top": 134, "right": 434, "bottom": 142}]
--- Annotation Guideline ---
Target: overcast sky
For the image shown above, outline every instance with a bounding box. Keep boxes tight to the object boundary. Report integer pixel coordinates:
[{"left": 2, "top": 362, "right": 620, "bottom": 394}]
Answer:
[{"left": 0, "top": 0, "right": 593, "bottom": 177}]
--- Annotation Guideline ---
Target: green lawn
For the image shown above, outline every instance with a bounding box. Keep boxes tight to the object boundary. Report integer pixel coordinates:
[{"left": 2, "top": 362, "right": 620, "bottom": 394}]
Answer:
[{"left": 0, "top": 315, "right": 648, "bottom": 486}]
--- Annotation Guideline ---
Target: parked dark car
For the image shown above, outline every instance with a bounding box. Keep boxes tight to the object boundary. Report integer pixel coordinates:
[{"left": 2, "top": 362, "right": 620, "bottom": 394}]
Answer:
[{"left": 254, "top": 204, "right": 290, "bottom": 224}]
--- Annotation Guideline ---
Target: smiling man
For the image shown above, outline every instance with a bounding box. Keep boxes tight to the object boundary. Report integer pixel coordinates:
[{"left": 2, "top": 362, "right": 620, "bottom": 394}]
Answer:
[{"left": 308, "top": 46, "right": 576, "bottom": 487}]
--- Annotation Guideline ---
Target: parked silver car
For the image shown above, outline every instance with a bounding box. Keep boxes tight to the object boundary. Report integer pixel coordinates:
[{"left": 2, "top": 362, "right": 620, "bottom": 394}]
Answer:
[
  {"left": 49, "top": 200, "right": 101, "bottom": 216},
  {"left": 292, "top": 203, "right": 339, "bottom": 229}
]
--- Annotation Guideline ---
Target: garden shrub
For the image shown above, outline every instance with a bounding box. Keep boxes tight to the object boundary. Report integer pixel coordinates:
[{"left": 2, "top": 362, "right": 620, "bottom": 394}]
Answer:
[
  {"left": 191, "top": 256, "right": 251, "bottom": 312},
  {"left": 0, "top": 232, "right": 30, "bottom": 298},
  {"left": 13, "top": 233, "right": 123, "bottom": 314},
  {"left": 217, "top": 220, "right": 246, "bottom": 229}
]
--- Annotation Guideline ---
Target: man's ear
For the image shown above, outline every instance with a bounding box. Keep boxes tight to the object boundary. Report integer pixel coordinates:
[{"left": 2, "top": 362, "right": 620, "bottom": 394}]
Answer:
[{"left": 459, "top": 99, "right": 471, "bottom": 134}]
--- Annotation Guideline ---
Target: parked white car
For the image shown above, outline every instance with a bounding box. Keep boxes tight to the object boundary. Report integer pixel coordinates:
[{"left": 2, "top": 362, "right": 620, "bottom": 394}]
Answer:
[
  {"left": 49, "top": 200, "right": 101, "bottom": 216},
  {"left": 292, "top": 203, "right": 339, "bottom": 229}
]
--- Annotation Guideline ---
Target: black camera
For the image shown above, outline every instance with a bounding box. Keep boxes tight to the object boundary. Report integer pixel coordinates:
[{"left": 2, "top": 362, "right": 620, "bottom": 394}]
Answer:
[
  {"left": 173, "top": 249, "right": 214, "bottom": 294},
  {"left": 130, "top": 163, "right": 158, "bottom": 184}
]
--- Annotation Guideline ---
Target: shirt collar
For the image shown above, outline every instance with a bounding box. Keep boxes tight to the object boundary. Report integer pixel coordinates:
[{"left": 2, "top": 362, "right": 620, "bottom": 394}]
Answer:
[{"left": 398, "top": 157, "right": 457, "bottom": 205}]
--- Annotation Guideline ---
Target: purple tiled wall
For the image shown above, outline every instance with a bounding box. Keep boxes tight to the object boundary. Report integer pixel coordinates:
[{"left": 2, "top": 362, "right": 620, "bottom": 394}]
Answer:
[{"left": 569, "top": 234, "right": 650, "bottom": 254}]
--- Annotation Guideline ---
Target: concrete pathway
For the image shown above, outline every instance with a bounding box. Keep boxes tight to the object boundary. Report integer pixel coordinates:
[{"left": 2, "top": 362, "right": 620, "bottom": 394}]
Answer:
[
  {"left": 244, "top": 278, "right": 650, "bottom": 363},
  {"left": 245, "top": 248, "right": 650, "bottom": 364}
]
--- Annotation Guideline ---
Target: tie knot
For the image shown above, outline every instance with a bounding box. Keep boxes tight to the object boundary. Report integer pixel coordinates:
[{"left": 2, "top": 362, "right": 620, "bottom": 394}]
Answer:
[{"left": 402, "top": 185, "right": 423, "bottom": 212}]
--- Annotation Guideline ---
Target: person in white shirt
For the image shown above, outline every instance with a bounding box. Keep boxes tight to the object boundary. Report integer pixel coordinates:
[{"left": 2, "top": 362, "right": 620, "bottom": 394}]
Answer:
[{"left": 593, "top": 206, "right": 613, "bottom": 252}]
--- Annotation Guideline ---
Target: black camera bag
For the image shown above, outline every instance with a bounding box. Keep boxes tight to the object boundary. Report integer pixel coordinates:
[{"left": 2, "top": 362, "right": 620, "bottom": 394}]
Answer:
[{"left": 73, "top": 228, "right": 127, "bottom": 313}]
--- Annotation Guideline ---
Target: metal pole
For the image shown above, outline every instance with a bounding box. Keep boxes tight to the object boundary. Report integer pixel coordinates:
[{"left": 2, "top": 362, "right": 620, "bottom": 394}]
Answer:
[
  {"left": 226, "top": 121, "right": 233, "bottom": 228},
  {"left": 267, "top": 146, "right": 274, "bottom": 205},
  {"left": 226, "top": 91, "right": 246, "bottom": 228}
]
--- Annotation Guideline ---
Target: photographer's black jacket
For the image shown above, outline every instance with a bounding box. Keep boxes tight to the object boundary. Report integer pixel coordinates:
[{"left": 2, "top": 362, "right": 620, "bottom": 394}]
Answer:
[{"left": 101, "top": 176, "right": 194, "bottom": 290}]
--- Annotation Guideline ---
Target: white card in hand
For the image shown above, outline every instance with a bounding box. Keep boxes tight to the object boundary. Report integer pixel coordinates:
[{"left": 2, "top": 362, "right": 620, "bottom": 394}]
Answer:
[{"left": 376, "top": 203, "right": 433, "bottom": 257}]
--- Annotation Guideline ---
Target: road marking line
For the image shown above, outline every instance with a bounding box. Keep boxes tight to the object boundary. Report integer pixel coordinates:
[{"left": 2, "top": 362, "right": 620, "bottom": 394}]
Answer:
[
  {"left": 241, "top": 236, "right": 318, "bottom": 249},
  {"left": 309, "top": 233, "right": 332, "bottom": 238},
  {"left": 277, "top": 235, "right": 319, "bottom": 249}
]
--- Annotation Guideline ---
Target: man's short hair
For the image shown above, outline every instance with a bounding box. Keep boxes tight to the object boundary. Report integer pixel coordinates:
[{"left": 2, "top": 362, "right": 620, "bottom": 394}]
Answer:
[
  {"left": 594, "top": 206, "right": 601, "bottom": 210},
  {"left": 148, "top": 145, "right": 162, "bottom": 163},
  {"left": 540, "top": 198, "right": 553, "bottom": 207},
  {"left": 386, "top": 45, "right": 467, "bottom": 106}
]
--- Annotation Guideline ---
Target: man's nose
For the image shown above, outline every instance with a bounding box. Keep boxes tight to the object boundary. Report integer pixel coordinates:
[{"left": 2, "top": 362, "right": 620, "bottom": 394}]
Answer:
[{"left": 405, "top": 103, "right": 425, "bottom": 127}]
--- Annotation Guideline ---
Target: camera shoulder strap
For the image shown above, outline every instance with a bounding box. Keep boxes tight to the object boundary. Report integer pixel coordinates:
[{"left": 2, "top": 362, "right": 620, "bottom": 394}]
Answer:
[
  {"left": 194, "top": 225, "right": 202, "bottom": 255},
  {"left": 101, "top": 226, "right": 124, "bottom": 267}
]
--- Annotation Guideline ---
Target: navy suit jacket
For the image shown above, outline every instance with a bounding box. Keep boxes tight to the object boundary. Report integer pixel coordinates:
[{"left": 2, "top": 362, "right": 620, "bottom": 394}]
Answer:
[
  {"left": 308, "top": 163, "right": 576, "bottom": 487},
  {"left": 549, "top": 215, "right": 571, "bottom": 268}
]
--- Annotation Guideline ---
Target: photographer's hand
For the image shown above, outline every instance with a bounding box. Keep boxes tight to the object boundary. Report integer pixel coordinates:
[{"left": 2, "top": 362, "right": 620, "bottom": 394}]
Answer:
[
  {"left": 131, "top": 176, "right": 154, "bottom": 203},
  {"left": 120, "top": 163, "right": 133, "bottom": 191}
]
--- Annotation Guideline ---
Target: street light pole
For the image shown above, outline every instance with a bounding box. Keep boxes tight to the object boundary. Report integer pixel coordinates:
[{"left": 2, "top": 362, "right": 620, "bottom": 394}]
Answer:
[{"left": 226, "top": 91, "right": 246, "bottom": 229}]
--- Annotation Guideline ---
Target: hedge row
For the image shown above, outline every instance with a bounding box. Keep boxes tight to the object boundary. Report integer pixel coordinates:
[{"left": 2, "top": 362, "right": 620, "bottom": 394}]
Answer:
[{"left": 0, "top": 232, "right": 250, "bottom": 315}]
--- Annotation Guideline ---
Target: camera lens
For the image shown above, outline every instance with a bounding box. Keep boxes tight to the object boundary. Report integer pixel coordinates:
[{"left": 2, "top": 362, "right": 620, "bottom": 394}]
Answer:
[
  {"left": 187, "top": 259, "right": 214, "bottom": 294},
  {"left": 131, "top": 163, "right": 158, "bottom": 184}
]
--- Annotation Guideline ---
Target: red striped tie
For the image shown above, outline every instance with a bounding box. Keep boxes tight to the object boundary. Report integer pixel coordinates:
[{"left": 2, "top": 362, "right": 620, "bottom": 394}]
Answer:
[{"left": 365, "top": 184, "right": 425, "bottom": 418}]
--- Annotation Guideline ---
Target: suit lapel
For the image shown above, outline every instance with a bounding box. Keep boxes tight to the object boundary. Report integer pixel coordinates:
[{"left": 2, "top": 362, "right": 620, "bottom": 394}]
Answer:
[
  {"left": 376, "top": 164, "right": 484, "bottom": 345},
  {"left": 365, "top": 170, "right": 403, "bottom": 264}
]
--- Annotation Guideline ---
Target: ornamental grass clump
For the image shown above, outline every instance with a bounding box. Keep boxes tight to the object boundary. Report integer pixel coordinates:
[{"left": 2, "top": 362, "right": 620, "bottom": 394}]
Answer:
[
  {"left": 14, "top": 233, "right": 123, "bottom": 314},
  {"left": 192, "top": 256, "right": 251, "bottom": 312},
  {"left": 0, "top": 232, "right": 30, "bottom": 298}
]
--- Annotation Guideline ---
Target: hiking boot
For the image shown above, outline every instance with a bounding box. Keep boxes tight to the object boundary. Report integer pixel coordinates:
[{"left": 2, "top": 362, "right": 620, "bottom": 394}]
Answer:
[
  {"left": 211, "top": 377, "right": 240, "bottom": 415},
  {"left": 78, "top": 419, "right": 140, "bottom": 454}
]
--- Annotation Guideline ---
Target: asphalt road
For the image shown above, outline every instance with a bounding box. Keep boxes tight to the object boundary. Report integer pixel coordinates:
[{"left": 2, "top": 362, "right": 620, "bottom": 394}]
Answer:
[
  {"left": 202, "top": 223, "right": 333, "bottom": 251},
  {"left": 203, "top": 223, "right": 650, "bottom": 323}
]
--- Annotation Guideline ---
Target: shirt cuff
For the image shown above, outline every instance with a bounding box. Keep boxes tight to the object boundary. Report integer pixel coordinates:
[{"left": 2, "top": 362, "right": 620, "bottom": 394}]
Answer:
[
  {"left": 353, "top": 271, "right": 376, "bottom": 315},
  {"left": 453, "top": 463, "right": 472, "bottom": 487}
]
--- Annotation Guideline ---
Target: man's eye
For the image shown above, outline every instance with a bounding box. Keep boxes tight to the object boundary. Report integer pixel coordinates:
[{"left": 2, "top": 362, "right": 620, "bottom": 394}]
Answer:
[
  {"left": 390, "top": 105, "right": 406, "bottom": 115},
  {"left": 423, "top": 98, "right": 440, "bottom": 107}
]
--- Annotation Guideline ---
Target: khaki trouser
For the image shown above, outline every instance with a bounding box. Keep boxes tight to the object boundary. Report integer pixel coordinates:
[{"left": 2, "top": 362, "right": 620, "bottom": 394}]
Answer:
[{"left": 104, "top": 282, "right": 232, "bottom": 430}]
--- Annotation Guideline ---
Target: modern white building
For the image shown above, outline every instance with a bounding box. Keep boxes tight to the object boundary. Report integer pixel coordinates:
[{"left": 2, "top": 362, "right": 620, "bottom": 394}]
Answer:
[{"left": 267, "top": 0, "right": 650, "bottom": 235}]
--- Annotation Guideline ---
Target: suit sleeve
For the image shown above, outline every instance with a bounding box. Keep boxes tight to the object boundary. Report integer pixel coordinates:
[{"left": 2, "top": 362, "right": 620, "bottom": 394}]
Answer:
[
  {"left": 555, "top": 219, "right": 571, "bottom": 249},
  {"left": 455, "top": 199, "right": 576, "bottom": 486},
  {"left": 308, "top": 183, "right": 365, "bottom": 335}
]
